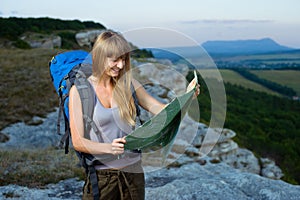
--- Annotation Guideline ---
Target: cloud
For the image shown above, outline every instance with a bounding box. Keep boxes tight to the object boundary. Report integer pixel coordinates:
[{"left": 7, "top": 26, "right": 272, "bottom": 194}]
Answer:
[{"left": 180, "top": 19, "right": 274, "bottom": 25}]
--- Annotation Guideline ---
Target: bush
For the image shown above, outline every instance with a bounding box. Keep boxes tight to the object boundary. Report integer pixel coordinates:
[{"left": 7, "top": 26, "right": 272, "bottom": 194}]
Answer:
[{"left": 12, "top": 39, "right": 31, "bottom": 49}]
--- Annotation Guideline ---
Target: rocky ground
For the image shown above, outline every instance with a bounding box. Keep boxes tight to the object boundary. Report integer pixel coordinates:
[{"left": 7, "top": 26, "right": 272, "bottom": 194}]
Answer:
[{"left": 1, "top": 163, "right": 299, "bottom": 200}]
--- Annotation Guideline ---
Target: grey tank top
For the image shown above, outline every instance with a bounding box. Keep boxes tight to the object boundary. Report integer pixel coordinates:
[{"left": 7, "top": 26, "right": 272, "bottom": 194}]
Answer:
[
  {"left": 90, "top": 98, "right": 132, "bottom": 142},
  {"left": 88, "top": 83, "right": 140, "bottom": 169}
]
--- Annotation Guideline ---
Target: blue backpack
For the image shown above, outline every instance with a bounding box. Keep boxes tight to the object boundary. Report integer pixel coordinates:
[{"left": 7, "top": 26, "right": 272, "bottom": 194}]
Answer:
[
  {"left": 49, "top": 50, "right": 94, "bottom": 153},
  {"left": 49, "top": 50, "right": 140, "bottom": 200}
]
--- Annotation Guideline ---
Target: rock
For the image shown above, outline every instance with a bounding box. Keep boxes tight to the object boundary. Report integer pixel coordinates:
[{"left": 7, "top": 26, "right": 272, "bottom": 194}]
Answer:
[
  {"left": 0, "top": 110, "right": 61, "bottom": 150},
  {"left": 143, "top": 83, "right": 170, "bottom": 102},
  {"left": 0, "top": 178, "right": 83, "bottom": 200},
  {"left": 217, "top": 128, "right": 236, "bottom": 142},
  {"left": 167, "top": 154, "right": 194, "bottom": 168},
  {"left": 194, "top": 127, "right": 281, "bottom": 180},
  {"left": 26, "top": 116, "right": 44, "bottom": 126},
  {"left": 209, "top": 140, "right": 238, "bottom": 157},
  {"left": 75, "top": 29, "right": 105, "bottom": 47},
  {"left": 145, "top": 162, "right": 300, "bottom": 200},
  {"left": 221, "top": 148, "right": 261, "bottom": 175},
  {"left": 185, "top": 146, "right": 200, "bottom": 157},
  {"left": 20, "top": 33, "right": 61, "bottom": 49},
  {"left": 136, "top": 62, "right": 188, "bottom": 94},
  {"left": 260, "top": 158, "right": 284, "bottom": 180}
]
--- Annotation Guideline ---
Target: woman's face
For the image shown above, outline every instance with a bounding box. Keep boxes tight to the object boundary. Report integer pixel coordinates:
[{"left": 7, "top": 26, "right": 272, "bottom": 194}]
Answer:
[{"left": 104, "top": 56, "right": 125, "bottom": 78}]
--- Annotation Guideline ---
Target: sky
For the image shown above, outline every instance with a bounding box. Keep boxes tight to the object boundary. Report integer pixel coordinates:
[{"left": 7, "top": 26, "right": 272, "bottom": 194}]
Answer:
[{"left": 1, "top": 0, "right": 300, "bottom": 48}]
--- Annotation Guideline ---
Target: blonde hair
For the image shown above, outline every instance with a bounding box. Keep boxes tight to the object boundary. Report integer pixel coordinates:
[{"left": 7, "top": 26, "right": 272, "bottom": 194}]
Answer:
[{"left": 92, "top": 30, "right": 136, "bottom": 126}]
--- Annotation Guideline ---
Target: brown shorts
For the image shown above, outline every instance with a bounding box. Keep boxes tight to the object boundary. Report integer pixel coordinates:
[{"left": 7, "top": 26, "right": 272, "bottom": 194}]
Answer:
[{"left": 82, "top": 161, "right": 145, "bottom": 200}]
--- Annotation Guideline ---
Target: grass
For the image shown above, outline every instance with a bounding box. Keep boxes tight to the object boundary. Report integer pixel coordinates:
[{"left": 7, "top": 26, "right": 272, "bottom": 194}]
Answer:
[
  {"left": 0, "top": 48, "right": 81, "bottom": 187},
  {"left": 198, "top": 69, "right": 281, "bottom": 96},
  {"left": 0, "top": 48, "right": 61, "bottom": 130},
  {"left": 0, "top": 148, "right": 85, "bottom": 187},
  {"left": 250, "top": 70, "right": 300, "bottom": 96}
]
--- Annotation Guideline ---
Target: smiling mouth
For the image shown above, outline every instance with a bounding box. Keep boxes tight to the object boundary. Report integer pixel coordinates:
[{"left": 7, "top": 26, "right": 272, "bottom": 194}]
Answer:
[{"left": 112, "top": 68, "right": 120, "bottom": 74}]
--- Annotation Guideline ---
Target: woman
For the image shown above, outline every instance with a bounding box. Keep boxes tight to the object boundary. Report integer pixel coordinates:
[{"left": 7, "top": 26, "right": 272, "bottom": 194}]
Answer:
[{"left": 69, "top": 30, "right": 199, "bottom": 200}]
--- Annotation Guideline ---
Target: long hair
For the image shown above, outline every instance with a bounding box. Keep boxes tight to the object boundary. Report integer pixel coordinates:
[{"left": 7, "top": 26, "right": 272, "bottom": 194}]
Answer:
[{"left": 92, "top": 30, "right": 136, "bottom": 126}]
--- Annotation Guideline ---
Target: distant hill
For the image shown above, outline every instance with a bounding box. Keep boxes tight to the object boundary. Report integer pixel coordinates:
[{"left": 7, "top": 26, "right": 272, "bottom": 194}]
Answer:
[
  {"left": 148, "top": 38, "right": 297, "bottom": 62},
  {"left": 202, "top": 38, "right": 295, "bottom": 55}
]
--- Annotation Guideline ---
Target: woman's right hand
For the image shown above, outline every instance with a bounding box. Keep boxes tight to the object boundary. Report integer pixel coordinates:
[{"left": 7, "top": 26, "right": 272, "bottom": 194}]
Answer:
[{"left": 111, "top": 137, "right": 126, "bottom": 155}]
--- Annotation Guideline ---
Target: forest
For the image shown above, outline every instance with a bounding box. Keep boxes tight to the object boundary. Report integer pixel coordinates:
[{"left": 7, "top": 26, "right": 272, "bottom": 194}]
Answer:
[{"left": 0, "top": 17, "right": 106, "bottom": 40}]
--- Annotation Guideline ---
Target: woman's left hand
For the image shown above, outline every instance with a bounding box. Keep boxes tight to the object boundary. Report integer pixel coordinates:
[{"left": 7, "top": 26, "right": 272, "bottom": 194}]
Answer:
[
  {"left": 187, "top": 77, "right": 200, "bottom": 98},
  {"left": 194, "top": 83, "right": 200, "bottom": 98}
]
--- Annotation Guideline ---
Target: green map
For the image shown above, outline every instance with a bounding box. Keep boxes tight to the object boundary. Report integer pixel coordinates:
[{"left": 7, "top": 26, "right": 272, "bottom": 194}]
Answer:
[{"left": 124, "top": 73, "right": 197, "bottom": 151}]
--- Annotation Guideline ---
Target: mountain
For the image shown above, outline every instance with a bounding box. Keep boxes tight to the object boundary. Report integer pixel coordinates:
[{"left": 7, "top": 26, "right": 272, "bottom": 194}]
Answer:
[
  {"left": 202, "top": 38, "right": 295, "bottom": 55},
  {"left": 147, "top": 38, "right": 296, "bottom": 61}
]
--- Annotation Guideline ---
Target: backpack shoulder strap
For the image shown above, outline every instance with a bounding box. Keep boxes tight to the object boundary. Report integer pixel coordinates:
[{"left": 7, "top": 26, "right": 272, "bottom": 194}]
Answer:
[{"left": 74, "top": 72, "right": 102, "bottom": 139}]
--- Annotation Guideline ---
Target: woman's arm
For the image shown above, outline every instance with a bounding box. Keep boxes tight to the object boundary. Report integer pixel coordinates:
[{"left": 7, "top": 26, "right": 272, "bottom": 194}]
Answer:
[
  {"left": 69, "top": 86, "right": 125, "bottom": 155},
  {"left": 132, "top": 77, "right": 200, "bottom": 115},
  {"left": 132, "top": 79, "right": 166, "bottom": 115}
]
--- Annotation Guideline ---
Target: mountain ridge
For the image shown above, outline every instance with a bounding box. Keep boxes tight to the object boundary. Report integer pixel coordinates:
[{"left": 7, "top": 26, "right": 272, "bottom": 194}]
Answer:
[
  {"left": 147, "top": 38, "right": 298, "bottom": 61},
  {"left": 202, "top": 38, "right": 295, "bottom": 55}
]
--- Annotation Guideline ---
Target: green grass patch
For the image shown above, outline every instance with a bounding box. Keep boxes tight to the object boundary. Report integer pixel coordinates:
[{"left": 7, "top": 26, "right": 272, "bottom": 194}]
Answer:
[
  {"left": 250, "top": 70, "right": 300, "bottom": 96},
  {"left": 198, "top": 69, "right": 281, "bottom": 96}
]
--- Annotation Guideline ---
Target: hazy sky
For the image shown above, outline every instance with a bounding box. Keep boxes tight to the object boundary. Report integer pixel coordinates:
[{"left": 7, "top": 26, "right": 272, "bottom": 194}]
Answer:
[{"left": 1, "top": 0, "right": 300, "bottom": 48}]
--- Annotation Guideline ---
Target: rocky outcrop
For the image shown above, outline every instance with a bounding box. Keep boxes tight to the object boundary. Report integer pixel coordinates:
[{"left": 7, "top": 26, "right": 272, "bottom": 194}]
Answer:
[
  {"left": 18, "top": 29, "right": 105, "bottom": 49},
  {"left": 75, "top": 29, "right": 105, "bottom": 47},
  {"left": 0, "top": 111, "right": 61, "bottom": 150},
  {"left": 21, "top": 33, "right": 61, "bottom": 49},
  {"left": 145, "top": 160, "right": 300, "bottom": 200},
  {"left": 192, "top": 127, "right": 283, "bottom": 180},
  {"left": 260, "top": 158, "right": 284, "bottom": 179},
  {"left": 0, "top": 178, "right": 83, "bottom": 200}
]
